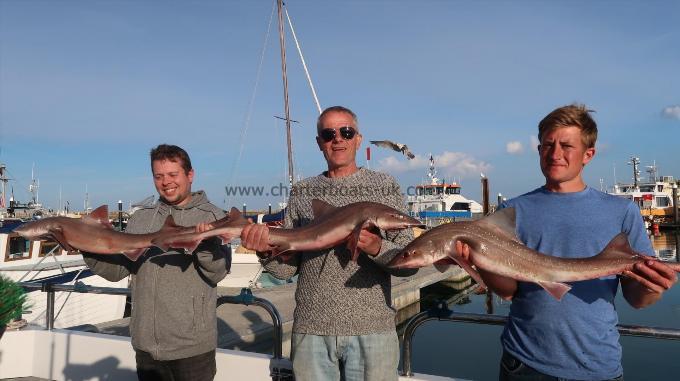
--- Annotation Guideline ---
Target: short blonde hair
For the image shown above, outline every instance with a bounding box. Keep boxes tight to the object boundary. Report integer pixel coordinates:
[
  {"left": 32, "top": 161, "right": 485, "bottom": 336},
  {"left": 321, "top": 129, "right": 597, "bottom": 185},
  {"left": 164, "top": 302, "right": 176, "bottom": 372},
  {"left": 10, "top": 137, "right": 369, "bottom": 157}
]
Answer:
[{"left": 538, "top": 104, "right": 597, "bottom": 148}]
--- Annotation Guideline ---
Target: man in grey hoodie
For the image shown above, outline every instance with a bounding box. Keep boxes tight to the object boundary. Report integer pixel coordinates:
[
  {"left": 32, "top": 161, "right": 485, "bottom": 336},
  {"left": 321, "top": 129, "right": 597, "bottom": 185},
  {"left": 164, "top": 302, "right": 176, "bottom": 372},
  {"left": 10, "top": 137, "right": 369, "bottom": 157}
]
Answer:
[{"left": 83, "top": 144, "right": 229, "bottom": 381}]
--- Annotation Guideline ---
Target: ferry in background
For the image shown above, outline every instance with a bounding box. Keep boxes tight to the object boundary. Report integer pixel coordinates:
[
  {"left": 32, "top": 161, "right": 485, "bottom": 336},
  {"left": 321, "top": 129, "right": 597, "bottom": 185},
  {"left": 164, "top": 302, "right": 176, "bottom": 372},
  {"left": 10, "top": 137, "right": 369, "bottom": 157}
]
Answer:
[
  {"left": 609, "top": 157, "right": 679, "bottom": 225},
  {"left": 407, "top": 155, "right": 483, "bottom": 228}
]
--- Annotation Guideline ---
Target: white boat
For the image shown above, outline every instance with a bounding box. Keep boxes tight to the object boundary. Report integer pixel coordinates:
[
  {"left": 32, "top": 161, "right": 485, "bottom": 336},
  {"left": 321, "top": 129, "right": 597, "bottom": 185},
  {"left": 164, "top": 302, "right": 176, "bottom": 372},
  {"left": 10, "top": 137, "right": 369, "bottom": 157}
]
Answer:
[
  {"left": 0, "top": 224, "right": 129, "bottom": 329},
  {"left": 407, "top": 156, "right": 483, "bottom": 226},
  {"left": 609, "top": 157, "right": 678, "bottom": 222}
]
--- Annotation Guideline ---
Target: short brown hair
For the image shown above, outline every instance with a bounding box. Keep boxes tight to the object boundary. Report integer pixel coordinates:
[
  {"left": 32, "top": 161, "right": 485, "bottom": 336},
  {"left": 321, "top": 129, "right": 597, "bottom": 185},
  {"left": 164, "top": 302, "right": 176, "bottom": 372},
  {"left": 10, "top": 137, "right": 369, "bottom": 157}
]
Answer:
[
  {"left": 317, "top": 105, "right": 358, "bottom": 132},
  {"left": 150, "top": 144, "right": 192, "bottom": 174},
  {"left": 538, "top": 104, "right": 598, "bottom": 148}
]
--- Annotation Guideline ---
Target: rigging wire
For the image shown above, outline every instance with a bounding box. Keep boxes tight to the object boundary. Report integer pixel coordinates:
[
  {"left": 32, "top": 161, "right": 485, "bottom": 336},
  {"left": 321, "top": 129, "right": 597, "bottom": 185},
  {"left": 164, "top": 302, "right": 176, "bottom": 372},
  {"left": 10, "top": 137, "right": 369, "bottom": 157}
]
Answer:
[
  {"left": 225, "top": 0, "right": 277, "bottom": 208},
  {"left": 284, "top": 5, "right": 322, "bottom": 114}
]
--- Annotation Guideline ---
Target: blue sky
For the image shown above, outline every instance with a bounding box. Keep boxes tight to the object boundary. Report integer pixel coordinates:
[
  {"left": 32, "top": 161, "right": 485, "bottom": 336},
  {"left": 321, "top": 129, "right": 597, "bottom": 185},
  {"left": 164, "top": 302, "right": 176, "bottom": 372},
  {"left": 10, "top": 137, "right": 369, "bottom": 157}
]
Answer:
[{"left": 1, "top": 0, "right": 678, "bottom": 212}]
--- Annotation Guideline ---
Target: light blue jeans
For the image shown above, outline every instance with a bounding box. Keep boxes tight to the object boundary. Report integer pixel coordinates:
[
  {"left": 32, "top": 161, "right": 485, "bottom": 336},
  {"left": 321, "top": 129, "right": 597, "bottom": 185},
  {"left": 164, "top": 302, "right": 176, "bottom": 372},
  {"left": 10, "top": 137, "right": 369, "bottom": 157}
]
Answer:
[{"left": 291, "top": 332, "right": 400, "bottom": 381}]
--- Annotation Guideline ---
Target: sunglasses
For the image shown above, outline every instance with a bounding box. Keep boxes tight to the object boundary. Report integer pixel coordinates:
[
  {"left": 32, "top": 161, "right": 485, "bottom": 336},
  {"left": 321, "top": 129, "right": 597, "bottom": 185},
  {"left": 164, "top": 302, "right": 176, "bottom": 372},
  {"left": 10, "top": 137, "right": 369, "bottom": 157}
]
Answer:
[{"left": 318, "top": 126, "right": 357, "bottom": 142}]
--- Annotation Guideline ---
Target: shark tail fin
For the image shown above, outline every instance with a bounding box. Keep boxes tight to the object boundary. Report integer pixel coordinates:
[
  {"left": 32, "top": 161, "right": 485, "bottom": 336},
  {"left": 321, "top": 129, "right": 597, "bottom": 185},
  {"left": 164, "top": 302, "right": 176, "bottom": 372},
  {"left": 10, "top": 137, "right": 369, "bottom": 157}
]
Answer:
[
  {"left": 537, "top": 281, "right": 572, "bottom": 300},
  {"left": 123, "top": 248, "right": 148, "bottom": 261}
]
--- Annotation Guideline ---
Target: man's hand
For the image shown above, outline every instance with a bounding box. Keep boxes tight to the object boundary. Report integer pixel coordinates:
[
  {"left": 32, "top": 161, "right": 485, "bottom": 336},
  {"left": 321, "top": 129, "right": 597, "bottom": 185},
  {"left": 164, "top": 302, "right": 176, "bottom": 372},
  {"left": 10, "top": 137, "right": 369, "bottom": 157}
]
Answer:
[
  {"left": 357, "top": 228, "right": 382, "bottom": 256},
  {"left": 624, "top": 260, "right": 677, "bottom": 293},
  {"left": 241, "top": 223, "right": 274, "bottom": 257},
  {"left": 455, "top": 240, "right": 471, "bottom": 261},
  {"left": 195, "top": 222, "right": 213, "bottom": 233}
]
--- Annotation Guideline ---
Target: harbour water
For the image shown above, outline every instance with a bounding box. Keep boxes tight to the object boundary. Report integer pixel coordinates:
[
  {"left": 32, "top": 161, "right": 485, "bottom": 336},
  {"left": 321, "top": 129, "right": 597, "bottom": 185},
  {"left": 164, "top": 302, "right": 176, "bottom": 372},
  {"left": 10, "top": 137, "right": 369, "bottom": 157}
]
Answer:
[{"left": 403, "top": 231, "right": 680, "bottom": 380}]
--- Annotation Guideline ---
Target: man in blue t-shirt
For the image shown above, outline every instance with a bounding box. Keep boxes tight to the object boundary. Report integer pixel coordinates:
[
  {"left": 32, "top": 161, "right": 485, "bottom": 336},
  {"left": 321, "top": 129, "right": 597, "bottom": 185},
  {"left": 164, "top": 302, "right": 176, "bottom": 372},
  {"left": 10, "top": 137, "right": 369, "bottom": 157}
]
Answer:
[{"left": 457, "top": 104, "right": 677, "bottom": 380}]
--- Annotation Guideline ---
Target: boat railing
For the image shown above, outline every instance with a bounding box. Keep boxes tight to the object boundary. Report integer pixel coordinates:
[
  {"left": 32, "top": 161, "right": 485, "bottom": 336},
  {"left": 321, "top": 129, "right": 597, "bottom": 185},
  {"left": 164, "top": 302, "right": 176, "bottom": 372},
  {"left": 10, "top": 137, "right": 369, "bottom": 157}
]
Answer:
[
  {"left": 400, "top": 301, "right": 680, "bottom": 377},
  {"left": 18, "top": 282, "right": 292, "bottom": 380},
  {"left": 16, "top": 243, "right": 66, "bottom": 282}
]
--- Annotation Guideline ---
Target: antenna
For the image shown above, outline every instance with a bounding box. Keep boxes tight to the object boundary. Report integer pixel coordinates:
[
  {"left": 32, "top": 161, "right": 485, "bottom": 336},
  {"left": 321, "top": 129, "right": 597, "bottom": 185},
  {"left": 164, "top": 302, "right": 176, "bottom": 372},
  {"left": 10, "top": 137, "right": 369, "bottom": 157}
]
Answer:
[{"left": 627, "top": 156, "right": 640, "bottom": 190}]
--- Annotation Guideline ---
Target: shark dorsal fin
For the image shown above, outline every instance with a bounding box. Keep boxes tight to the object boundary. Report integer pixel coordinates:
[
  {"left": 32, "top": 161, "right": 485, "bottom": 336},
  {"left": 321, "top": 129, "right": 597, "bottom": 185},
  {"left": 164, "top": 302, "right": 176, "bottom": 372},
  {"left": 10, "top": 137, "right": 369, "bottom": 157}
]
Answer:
[
  {"left": 229, "top": 207, "right": 244, "bottom": 221},
  {"left": 311, "top": 199, "right": 336, "bottom": 219},
  {"left": 604, "top": 233, "right": 632, "bottom": 252},
  {"left": 162, "top": 215, "right": 180, "bottom": 230},
  {"left": 475, "top": 207, "right": 518, "bottom": 241},
  {"left": 85, "top": 205, "right": 109, "bottom": 224}
]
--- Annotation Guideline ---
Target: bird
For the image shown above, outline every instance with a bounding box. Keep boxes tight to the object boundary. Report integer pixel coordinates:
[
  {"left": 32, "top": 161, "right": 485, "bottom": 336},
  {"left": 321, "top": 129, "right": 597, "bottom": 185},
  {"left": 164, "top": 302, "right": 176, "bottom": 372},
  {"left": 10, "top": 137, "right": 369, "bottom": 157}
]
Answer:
[{"left": 370, "top": 140, "right": 416, "bottom": 159}]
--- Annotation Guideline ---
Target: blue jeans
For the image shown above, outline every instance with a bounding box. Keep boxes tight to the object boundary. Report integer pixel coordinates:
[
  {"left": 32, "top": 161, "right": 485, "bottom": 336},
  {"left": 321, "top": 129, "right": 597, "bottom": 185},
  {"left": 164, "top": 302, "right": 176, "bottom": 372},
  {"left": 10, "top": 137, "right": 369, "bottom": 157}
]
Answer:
[
  {"left": 135, "top": 349, "right": 216, "bottom": 381},
  {"left": 499, "top": 351, "right": 624, "bottom": 381},
  {"left": 291, "top": 332, "right": 399, "bottom": 381}
]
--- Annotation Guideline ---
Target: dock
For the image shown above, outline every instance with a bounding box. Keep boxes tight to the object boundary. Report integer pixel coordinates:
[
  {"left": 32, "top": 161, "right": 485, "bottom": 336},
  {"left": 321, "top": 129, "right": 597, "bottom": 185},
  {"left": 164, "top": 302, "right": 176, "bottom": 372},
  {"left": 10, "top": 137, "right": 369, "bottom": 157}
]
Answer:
[{"left": 92, "top": 266, "right": 469, "bottom": 357}]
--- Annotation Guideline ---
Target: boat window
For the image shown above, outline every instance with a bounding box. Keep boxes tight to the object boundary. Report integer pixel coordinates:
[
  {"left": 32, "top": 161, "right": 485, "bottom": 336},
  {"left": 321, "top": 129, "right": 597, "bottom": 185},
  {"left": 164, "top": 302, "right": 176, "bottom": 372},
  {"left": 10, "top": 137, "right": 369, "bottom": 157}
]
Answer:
[
  {"left": 445, "top": 187, "right": 461, "bottom": 195},
  {"left": 39, "top": 240, "right": 62, "bottom": 257},
  {"left": 5, "top": 233, "right": 31, "bottom": 261},
  {"left": 451, "top": 202, "right": 471, "bottom": 211},
  {"left": 656, "top": 197, "right": 671, "bottom": 207}
]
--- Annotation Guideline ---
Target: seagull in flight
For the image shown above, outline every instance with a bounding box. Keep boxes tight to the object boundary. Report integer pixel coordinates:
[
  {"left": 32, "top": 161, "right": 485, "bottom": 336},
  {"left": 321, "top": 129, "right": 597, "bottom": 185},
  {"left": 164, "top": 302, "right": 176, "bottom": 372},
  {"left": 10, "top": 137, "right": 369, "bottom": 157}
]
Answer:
[{"left": 370, "top": 140, "right": 416, "bottom": 159}]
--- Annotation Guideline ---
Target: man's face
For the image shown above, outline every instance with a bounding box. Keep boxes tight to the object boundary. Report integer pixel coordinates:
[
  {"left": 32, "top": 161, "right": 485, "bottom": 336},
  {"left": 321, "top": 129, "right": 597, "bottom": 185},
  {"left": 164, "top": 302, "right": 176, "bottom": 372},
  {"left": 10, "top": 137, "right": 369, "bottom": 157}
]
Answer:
[
  {"left": 152, "top": 159, "right": 194, "bottom": 206},
  {"left": 316, "top": 110, "right": 362, "bottom": 171},
  {"left": 538, "top": 126, "right": 595, "bottom": 192}
]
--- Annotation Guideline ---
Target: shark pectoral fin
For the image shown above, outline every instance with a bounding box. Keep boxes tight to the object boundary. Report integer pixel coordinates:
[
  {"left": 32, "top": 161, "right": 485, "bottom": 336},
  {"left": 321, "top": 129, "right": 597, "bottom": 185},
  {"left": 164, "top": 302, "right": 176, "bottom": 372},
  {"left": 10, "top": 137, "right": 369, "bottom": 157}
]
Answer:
[
  {"left": 537, "top": 281, "right": 571, "bottom": 300},
  {"left": 122, "top": 248, "right": 147, "bottom": 261},
  {"left": 271, "top": 243, "right": 292, "bottom": 258},
  {"left": 311, "top": 199, "right": 336, "bottom": 219},
  {"left": 49, "top": 229, "right": 76, "bottom": 252},
  {"left": 450, "top": 256, "right": 486, "bottom": 288},
  {"left": 433, "top": 258, "right": 455, "bottom": 273},
  {"left": 348, "top": 220, "right": 376, "bottom": 262}
]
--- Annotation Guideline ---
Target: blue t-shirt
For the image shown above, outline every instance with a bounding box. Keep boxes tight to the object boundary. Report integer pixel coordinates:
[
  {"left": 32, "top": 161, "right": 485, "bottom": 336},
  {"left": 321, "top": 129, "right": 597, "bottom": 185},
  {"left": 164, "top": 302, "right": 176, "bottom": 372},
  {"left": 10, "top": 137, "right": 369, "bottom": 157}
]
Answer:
[{"left": 500, "top": 186, "right": 653, "bottom": 380}]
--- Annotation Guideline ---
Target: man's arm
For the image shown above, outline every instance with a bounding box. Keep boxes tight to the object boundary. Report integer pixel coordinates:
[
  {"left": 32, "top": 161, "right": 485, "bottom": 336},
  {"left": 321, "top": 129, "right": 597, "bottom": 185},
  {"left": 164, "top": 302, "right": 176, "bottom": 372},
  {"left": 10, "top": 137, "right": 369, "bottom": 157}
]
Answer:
[
  {"left": 361, "top": 178, "right": 417, "bottom": 277},
  {"left": 82, "top": 253, "right": 131, "bottom": 282},
  {"left": 620, "top": 203, "right": 677, "bottom": 308},
  {"left": 193, "top": 238, "right": 229, "bottom": 286},
  {"left": 193, "top": 210, "right": 229, "bottom": 286}
]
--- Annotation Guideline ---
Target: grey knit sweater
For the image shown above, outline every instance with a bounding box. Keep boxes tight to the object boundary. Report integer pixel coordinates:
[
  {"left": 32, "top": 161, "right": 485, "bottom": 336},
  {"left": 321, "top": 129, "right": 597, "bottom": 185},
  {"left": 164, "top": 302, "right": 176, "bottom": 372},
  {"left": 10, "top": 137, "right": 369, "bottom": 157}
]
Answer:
[{"left": 262, "top": 168, "right": 416, "bottom": 335}]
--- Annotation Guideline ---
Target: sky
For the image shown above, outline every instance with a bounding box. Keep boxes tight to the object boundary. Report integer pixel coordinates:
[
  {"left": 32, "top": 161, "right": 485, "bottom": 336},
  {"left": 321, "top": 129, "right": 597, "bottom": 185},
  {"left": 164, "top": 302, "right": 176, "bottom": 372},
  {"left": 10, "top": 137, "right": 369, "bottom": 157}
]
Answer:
[{"left": 1, "top": 0, "right": 679, "bottom": 212}]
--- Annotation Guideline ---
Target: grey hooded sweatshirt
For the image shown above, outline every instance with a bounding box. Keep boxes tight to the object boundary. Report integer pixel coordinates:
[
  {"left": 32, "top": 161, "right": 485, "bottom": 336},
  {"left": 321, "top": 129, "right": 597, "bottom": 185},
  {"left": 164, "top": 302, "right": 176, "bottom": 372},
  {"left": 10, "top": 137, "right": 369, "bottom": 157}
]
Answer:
[{"left": 82, "top": 190, "right": 229, "bottom": 361}]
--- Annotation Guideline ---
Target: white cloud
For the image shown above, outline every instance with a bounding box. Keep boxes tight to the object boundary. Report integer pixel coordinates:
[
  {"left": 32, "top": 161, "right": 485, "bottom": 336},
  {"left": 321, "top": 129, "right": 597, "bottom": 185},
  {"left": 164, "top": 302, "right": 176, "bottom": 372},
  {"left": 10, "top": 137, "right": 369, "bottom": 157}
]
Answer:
[
  {"left": 529, "top": 135, "right": 540, "bottom": 152},
  {"left": 377, "top": 151, "right": 490, "bottom": 177},
  {"left": 661, "top": 105, "right": 680, "bottom": 120},
  {"left": 506, "top": 141, "right": 524, "bottom": 154}
]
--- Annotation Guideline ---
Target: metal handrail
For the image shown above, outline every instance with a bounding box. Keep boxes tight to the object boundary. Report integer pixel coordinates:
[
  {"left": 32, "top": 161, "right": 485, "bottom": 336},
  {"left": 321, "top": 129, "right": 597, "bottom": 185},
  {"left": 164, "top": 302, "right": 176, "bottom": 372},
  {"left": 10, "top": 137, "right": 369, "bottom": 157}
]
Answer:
[
  {"left": 217, "top": 288, "right": 285, "bottom": 360},
  {"left": 18, "top": 283, "right": 285, "bottom": 358},
  {"left": 400, "top": 301, "right": 680, "bottom": 377}
]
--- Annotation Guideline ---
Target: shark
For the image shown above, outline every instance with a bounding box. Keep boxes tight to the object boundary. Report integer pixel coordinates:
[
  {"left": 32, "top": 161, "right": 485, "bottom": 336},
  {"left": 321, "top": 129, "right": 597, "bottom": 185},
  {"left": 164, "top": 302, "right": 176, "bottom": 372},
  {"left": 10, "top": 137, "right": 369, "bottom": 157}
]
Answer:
[
  {"left": 12, "top": 205, "right": 231, "bottom": 261},
  {"left": 387, "top": 207, "right": 680, "bottom": 300},
  {"left": 153, "top": 200, "right": 425, "bottom": 260}
]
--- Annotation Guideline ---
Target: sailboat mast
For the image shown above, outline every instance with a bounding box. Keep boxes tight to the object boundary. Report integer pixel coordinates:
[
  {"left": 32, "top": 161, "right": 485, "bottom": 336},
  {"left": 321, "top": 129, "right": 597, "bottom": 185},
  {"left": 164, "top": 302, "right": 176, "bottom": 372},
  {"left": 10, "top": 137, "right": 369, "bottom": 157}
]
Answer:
[{"left": 277, "top": 0, "right": 295, "bottom": 186}]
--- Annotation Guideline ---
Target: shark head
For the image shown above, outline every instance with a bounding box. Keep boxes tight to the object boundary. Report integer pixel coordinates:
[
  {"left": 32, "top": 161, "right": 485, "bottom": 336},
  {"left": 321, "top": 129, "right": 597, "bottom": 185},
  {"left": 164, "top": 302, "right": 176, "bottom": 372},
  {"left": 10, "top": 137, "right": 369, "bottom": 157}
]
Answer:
[
  {"left": 388, "top": 237, "right": 442, "bottom": 269},
  {"left": 13, "top": 220, "right": 52, "bottom": 240},
  {"left": 373, "top": 206, "right": 425, "bottom": 230}
]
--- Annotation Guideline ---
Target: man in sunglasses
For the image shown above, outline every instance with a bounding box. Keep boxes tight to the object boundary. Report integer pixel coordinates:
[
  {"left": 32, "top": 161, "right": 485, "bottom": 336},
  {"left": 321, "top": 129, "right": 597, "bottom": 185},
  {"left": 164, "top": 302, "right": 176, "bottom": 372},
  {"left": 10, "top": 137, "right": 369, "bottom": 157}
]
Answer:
[{"left": 241, "top": 105, "right": 416, "bottom": 381}]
